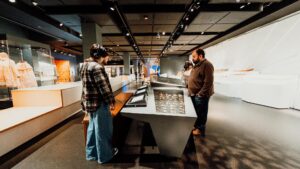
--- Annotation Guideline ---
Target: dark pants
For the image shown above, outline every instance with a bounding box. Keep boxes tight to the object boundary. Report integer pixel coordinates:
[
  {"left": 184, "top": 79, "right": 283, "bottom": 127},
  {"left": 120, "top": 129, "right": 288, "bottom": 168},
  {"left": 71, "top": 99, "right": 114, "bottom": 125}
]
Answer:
[{"left": 191, "top": 96, "right": 210, "bottom": 132}]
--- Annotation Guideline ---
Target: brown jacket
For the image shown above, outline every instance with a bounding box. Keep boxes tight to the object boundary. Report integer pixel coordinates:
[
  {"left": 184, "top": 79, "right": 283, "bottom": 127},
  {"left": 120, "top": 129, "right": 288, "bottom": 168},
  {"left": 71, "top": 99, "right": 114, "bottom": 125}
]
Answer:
[{"left": 188, "top": 59, "right": 214, "bottom": 97}]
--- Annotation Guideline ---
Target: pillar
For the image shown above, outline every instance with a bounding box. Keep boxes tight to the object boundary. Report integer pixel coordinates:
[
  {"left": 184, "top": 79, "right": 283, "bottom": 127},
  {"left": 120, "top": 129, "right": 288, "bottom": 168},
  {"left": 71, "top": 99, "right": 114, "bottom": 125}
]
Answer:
[{"left": 81, "top": 22, "right": 102, "bottom": 59}]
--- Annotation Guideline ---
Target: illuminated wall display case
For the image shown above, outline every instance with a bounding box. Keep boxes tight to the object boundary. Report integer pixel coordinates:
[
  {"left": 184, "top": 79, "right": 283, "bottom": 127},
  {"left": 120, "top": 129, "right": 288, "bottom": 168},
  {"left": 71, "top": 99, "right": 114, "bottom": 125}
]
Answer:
[{"left": 0, "top": 34, "right": 57, "bottom": 105}]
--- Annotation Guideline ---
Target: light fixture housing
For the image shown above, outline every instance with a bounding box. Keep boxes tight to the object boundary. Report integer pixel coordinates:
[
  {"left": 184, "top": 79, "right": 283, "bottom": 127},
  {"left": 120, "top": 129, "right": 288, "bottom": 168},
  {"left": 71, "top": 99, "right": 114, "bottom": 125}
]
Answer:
[
  {"left": 9, "top": 0, "right": 16, "bottom": 3},
  {"left": 144, "top": 15, "right": 149, "bottom": 20},
  {"left": 162, "top": 32, "right": 166, "bottom": 35},
  {"left": 126, "top": 32, "right": 130, "bottom": 36},
  {"left": 110, "top": 7, "right": 115, "bottom": 11},
  {"left": 59, "top": 23, "right": 64, "bottom": 27},
  {"left": 31, "top": 0, "right": 38, "bottom": 6}
]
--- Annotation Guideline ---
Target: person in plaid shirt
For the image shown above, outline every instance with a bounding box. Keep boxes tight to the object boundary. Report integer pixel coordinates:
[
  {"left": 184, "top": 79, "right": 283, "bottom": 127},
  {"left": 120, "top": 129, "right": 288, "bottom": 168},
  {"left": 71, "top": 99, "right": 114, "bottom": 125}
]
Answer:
[{"left": 80, "top": 44, "right": 118, "bottom": 164}]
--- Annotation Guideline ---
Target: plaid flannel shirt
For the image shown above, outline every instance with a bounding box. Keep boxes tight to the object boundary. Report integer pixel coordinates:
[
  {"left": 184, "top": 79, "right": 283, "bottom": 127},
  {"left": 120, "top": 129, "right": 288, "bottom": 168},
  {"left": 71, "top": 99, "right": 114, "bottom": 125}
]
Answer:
[{"left": 80, "top": 59, "right": 115, "bottom": 113}]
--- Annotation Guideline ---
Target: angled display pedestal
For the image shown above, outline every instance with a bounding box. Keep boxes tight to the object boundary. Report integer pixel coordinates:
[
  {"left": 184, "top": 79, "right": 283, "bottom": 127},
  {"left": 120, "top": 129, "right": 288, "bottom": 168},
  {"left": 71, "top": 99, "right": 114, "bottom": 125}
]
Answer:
[{"left": 121, "top": 87, "right": 196, "bottom": 158}]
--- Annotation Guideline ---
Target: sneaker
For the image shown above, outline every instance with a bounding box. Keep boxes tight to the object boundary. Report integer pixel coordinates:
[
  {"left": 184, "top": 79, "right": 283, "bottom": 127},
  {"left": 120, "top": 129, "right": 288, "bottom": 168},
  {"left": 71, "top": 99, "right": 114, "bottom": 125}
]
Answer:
[{"left": 112, "top": 147, "right": 119, "bottom": 157}]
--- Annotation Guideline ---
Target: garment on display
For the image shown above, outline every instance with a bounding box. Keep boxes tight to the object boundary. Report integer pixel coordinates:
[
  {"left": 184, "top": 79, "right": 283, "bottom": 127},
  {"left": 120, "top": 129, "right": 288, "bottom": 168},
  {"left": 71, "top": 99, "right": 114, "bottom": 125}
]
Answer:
[
  {"left": 0, "top": 52, "right": 20, "bottom": 88},
  {"left": 16, "top": 61, "right": 38, "bottom": 88}
]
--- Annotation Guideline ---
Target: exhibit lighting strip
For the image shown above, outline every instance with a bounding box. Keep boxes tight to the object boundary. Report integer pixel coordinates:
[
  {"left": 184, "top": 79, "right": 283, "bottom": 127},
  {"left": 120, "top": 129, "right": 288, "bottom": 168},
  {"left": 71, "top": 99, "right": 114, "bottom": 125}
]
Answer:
[
  {"left": 160, "top": 0, "right": 207, "bottom": 57},
  {"left": 100, "top": 0, "right": 145, "bottom": 63}
]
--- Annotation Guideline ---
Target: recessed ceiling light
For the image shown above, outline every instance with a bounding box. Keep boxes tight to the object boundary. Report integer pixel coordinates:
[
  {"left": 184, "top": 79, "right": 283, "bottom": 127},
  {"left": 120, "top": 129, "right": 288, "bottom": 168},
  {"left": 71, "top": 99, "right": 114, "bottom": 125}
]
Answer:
[
  {"left": 144, "top": 15, "right": 149, "bottom": 20},
  {"left": 126, "top": 33, "right": 130, "bottom": 36},
  {"left": 31, "top": 0, "right": 38, "bottom": 6},
  {"left": 79, "top": 33, "right": 82, "bottom": 37},
  {"left": 190, "top": 8, "right": 194, "bottom": 12},
  {"left": 59, "top": 23, "right": 63, "bottom": 27},
  {"left": 185, "top": 17, "right": 189, "bottom": 21},
  {"left": 110, "top": 7, "right": 115, "bottom": 11},
  {"left": 9, "top": 0, "right": 16, "bottom": 3}
]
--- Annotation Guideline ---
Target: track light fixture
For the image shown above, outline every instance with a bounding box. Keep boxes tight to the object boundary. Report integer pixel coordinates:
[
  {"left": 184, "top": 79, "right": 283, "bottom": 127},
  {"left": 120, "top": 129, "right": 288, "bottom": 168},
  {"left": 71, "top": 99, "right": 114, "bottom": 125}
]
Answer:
[
  {"left": 59, "top": 23, "right": 63, "bottom": 27},
  {"left": 110, "top": 7, "right": 115, "bottom": 11},
  {"left": 144, "top": 15, "right": 149, "bottom": 20},
  {"left": 9, "top": 0, "right": 16, "bottom": 3},
  {"left": 31, "top": 0, "right": 38, "bottom": 6}
]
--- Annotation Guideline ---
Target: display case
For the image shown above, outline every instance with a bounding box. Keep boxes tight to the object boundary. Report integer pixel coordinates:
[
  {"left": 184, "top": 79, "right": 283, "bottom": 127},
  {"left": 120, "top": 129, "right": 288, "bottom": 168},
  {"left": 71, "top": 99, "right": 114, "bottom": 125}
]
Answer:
[
  {"left": 150, "top": 76, "right": 185, "bottom": 88},
  {"left": 0, "top": 34, "right": 57, "bottom": 107},
  {"left": 154, "top": 89, "right": 185, "bottom": 114}
]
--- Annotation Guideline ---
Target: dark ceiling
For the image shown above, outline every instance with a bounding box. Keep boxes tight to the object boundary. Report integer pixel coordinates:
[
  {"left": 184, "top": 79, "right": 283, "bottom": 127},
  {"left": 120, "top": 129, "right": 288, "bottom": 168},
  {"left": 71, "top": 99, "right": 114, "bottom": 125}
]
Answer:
[{"left": 0, "top": 0, "right": 297, "bottom": 59}]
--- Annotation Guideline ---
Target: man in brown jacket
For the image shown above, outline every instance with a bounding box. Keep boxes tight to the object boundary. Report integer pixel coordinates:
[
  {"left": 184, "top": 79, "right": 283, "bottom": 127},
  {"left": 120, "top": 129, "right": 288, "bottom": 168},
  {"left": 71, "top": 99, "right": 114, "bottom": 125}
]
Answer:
[{"left": 188, "top": 48, "right": 214, "bottom": 137}]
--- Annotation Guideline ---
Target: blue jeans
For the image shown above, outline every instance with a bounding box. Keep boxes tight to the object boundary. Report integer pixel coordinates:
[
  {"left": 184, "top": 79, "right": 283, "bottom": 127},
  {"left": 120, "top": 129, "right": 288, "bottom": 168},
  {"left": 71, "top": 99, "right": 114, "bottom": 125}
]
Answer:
[
  {"left": 191, "top": 96, "right": 210, "bottom": 131},
  {"left": 86, "top": 103, "right": 113, "bottom": 163}
]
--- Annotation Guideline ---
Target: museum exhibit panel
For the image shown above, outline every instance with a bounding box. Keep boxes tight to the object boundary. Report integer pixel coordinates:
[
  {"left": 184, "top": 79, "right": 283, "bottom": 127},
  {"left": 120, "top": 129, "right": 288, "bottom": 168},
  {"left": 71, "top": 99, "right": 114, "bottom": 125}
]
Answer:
[{"left": 1, "top": 0, "right": 300, "bottom": 168}]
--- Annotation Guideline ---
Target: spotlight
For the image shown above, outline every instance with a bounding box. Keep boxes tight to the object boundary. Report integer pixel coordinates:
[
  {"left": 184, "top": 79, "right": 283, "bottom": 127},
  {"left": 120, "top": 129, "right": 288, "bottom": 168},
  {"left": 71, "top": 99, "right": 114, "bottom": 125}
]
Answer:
[
  {"left": 110, "top": 7, "right": 115, "bottom": 11},
  {"left": 59, "top": 23, "right": 64, "bottom": 27},
  {"left": 201, "top": 32, "right": 204, "bottom": 35},
  {"left": 144, "top": 15, "right": 149, "bottom": 20},
  {"left": 247, "top": 2, "right": 251, "bottom": 5},
  {"left": 240, "top": 5, "right": 245, "bottom": 9},
  {"left": 9, "top": 0, "right": 16, "bottom": 3},
  {"left": 126, "top": 32, "right": 130, "bottom": 36},
  {"left": 190, "top": 8, "right": 194, "bottom": 12},
  {"left": 236, "top": 0, "right": 240, "bottom": 2},
  {"left": 156, "top": 32, "right": 160, "bottom": 39},
  {"left": 54, "top": 49, "right": 57, "bottom": 52},
  {"left": 185, "top": 17, "right": 189, "bottom": 21},
  {"left": 116, "top": 44, "right": 119, "bottom": 47},
  {"left": 162, "top": 31, "right": 166, "bottom": 35},
  {"left": 79, "top": 33, "right": 82, "bottom": 37},
  {"left": 31, "top": 0, "right": 38, "bottom": 6}
]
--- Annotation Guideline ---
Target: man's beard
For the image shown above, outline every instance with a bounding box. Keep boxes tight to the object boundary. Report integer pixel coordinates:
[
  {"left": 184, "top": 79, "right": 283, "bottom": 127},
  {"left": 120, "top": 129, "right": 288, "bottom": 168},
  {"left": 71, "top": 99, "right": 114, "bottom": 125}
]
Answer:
[{"left": 192, "top": 59, "right": 200, "bottom": 65}]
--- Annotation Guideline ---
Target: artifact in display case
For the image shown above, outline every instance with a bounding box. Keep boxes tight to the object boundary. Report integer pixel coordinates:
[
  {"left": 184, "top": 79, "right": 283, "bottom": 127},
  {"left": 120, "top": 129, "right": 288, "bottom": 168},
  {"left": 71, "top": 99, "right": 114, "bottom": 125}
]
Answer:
[
  {"left": 151, "top": 76, "right": 185, "bottom": 88},
  {"left": 125, "top": 94, "right": 147, "bottom": 107},
  {"left": 154, "top": 89, "right": 185, "bottom": 114}
]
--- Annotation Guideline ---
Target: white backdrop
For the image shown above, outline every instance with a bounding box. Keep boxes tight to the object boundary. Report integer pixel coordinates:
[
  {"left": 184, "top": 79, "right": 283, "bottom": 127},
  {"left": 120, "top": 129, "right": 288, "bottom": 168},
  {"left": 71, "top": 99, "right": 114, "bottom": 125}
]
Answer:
[{"left": 206, "top": 11, "right": 300, "bottom": 75}]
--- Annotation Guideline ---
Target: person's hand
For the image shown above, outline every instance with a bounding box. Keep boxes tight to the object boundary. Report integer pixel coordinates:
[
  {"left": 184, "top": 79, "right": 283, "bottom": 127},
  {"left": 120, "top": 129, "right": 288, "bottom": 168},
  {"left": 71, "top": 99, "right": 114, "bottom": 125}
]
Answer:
[{"left": 110, "top": 103, "right": 115, "bottom": 110}]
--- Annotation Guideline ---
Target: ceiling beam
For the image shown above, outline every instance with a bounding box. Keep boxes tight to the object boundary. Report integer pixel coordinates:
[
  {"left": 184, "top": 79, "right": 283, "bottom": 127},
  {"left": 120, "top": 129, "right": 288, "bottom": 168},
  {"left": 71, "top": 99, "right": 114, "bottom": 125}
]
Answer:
[
  {"left": 0, "top": 0, "right": 81, "bottom": 40},
  {"left": 43, "top": 3, "right": 263, "bottom": 15},
  {"left": 103, "top": 32, "right": 220, "bottom": 37}
]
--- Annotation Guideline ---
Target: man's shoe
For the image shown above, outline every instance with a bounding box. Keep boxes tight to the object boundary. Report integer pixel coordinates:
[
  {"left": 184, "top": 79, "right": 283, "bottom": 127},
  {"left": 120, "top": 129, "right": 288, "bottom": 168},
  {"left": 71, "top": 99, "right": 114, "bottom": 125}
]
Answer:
[{"left": 192, "top": 128, "right": 201, "bottom": 136}]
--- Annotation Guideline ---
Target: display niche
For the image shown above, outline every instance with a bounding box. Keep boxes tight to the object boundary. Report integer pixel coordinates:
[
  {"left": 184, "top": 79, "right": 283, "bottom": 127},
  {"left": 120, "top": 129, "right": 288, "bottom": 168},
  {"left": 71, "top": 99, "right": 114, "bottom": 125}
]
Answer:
[{"left": 0, "top": 34, "right": 57, "bottom": 108}]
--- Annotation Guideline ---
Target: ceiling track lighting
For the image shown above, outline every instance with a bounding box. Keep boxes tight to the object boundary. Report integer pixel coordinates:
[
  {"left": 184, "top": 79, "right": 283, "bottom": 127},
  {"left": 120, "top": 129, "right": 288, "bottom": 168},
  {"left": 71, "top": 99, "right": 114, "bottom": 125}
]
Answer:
[
  {"left": 59, "top": 23, "right": 63, "bottom": 27},
  {"left": 144, "top": 15, "right": 149, "bottom": 20},
  {"left": 9, "top": 0, "right": 16, "bottom": 3},
  {"left": 31, "top": 0, "right": 38, "bottom": 6},
  {"left": 240, "top": 5, "right": 245, "bottom": 9},
  {"left": 110, "top": 7, "right": 115, "bottom": 11},
  {"left": 126, "top": 32, "right": 130, "bottom": 36},
  {"left": 162, "top": 32, "right": 166, "bottom": 35}
]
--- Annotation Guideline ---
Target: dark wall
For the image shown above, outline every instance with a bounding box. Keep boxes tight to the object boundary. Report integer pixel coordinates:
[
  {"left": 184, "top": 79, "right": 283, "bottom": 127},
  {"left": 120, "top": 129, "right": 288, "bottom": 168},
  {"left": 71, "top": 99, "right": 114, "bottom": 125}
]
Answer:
[
  {"left": 160, "top": 55, "right": 189, "bottom": 76},
  {"left": 0, "top": 18, "right": 28, "bottom": 38}
]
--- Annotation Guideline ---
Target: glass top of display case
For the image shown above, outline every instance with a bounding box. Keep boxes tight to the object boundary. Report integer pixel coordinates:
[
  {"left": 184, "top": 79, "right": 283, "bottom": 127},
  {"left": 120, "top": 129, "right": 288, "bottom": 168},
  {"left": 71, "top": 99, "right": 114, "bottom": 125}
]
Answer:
[{"left": 154, "top": 89, "right": 185, "bottom": 114}]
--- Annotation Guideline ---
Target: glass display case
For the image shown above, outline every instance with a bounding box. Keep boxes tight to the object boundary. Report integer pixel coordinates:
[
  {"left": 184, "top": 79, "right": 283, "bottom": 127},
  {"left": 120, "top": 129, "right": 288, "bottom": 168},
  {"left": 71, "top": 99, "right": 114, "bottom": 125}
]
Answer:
[
  {"left": 0, "top": 34, "right": 57, "bottom": 104},
  {"left": 154, "top": 89, "right": 185, "bottom": 114}
]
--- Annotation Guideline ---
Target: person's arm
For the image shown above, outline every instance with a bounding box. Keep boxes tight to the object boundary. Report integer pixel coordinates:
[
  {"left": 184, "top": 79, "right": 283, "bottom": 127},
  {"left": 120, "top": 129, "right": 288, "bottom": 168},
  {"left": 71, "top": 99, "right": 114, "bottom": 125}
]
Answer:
[
  {"left": 93, "top": 67, "right": 116, "bottom": 108},
  {"left": 197, "top": 64, "right": 214, "bottom": 97}
]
